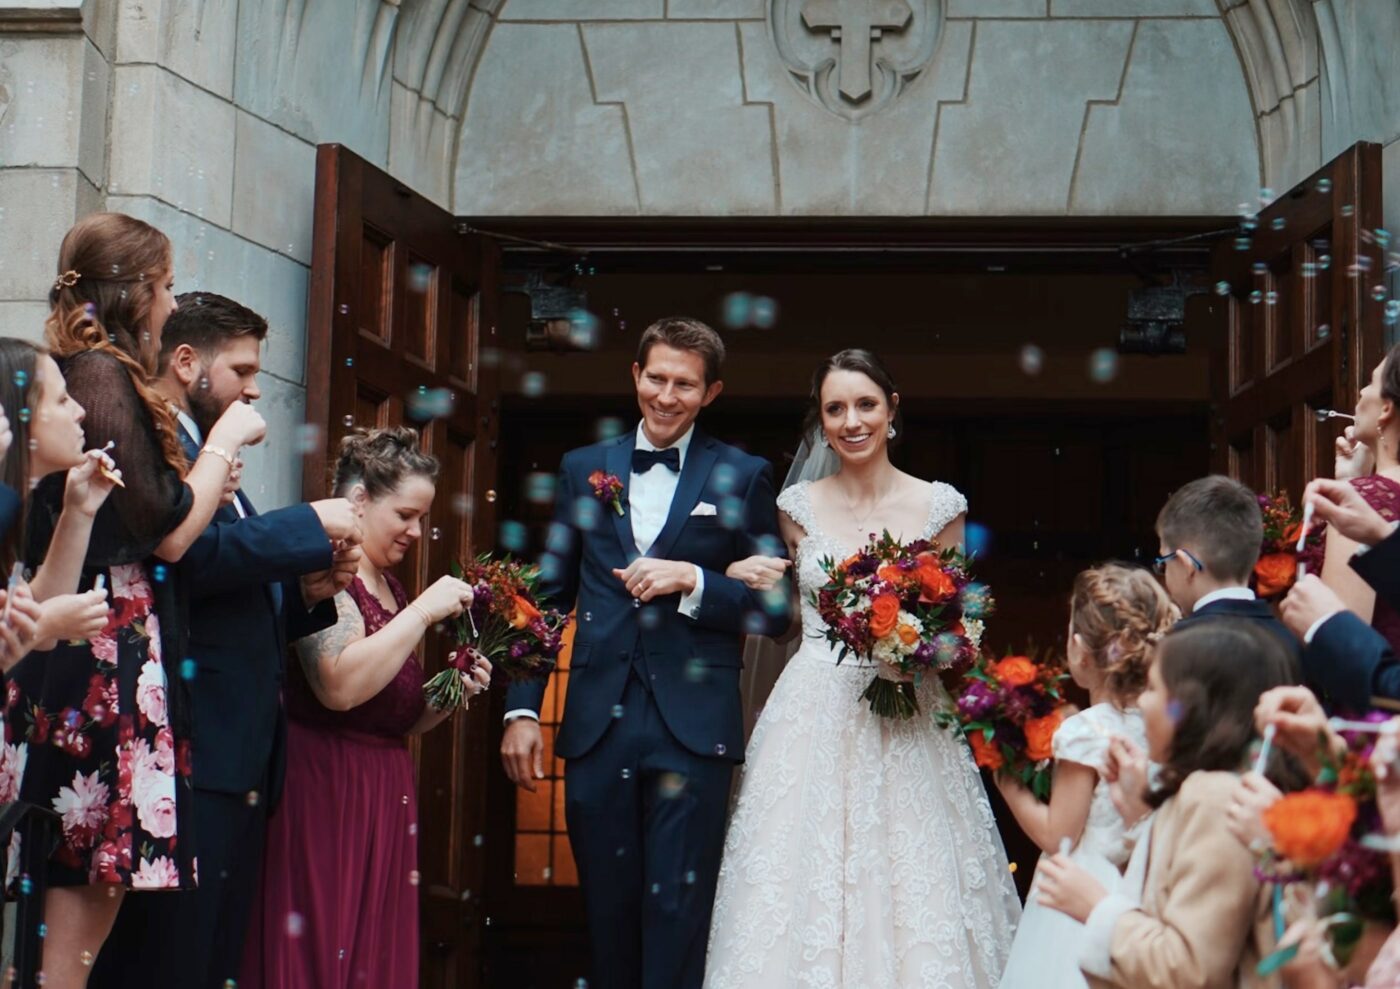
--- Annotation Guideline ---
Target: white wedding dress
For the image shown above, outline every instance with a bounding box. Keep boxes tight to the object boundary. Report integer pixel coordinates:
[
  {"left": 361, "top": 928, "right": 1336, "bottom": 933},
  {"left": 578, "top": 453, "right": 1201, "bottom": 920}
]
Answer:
[{"left": 705, "top": 480, "right": 1021, "bottom": 989}]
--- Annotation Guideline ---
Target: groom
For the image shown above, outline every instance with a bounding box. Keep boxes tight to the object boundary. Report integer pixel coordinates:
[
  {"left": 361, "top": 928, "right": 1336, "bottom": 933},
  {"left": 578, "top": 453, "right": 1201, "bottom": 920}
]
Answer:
[{"left": 501, "top": 317, "right": 789, "bottom": 989}]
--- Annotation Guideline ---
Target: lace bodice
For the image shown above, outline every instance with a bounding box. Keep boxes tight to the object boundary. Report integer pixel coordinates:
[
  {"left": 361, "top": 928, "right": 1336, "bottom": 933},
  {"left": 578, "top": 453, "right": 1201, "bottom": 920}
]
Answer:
[
  {"left": 1053, "top": 703, "right": 1148, "bottom": 867},
  {"left": 777, "top": 479, "right": 968, "bottom": 644}
]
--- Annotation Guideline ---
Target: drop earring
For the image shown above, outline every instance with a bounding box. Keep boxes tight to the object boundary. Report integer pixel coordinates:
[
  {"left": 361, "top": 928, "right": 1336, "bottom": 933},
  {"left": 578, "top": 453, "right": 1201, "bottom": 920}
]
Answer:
[
  {"left": 886, "top": 424, "right": 897, "bottom": 440},
  {"left": 819, "top": 433, "right": 831, "bottom": 449}
]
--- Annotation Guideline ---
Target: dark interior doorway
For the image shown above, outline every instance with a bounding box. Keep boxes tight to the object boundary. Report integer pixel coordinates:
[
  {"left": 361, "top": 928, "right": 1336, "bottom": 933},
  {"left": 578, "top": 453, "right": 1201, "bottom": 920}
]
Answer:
[{"left": 475, "top": 220, "right": 1223, "bottom": 988}]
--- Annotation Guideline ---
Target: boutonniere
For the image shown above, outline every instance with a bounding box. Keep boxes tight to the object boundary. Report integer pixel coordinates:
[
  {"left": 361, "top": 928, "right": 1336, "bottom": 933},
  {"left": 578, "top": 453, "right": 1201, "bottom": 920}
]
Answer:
[{"left": 588, "top": 470, "right": 625, "bottom": 516}]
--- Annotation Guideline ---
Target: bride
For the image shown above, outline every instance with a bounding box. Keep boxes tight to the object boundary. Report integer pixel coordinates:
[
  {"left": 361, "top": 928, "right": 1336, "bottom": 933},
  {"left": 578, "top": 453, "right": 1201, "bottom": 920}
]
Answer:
[{"left": 704, "top": 349, "right": 1021, "bottom": 988}]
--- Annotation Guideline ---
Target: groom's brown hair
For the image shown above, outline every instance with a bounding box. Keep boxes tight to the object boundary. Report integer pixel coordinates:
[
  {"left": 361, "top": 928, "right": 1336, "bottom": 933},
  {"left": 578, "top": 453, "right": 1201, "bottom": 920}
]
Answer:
[{"left": 636, "top": 316, "right": 726, "bottom": 386}]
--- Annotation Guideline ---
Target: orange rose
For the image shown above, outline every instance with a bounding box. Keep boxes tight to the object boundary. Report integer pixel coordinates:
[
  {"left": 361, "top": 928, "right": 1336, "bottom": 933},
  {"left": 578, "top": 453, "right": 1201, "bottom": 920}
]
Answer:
[
  {"left": 969, "top": 733, "right": 1004, "bottom": 771},
  {"left": 991, "top": 656, "right": 1038, "bottom": 687},
  {"left": 1263, "top": 790, "right": 1357, "bottom": 867},
  {"left": 510, "top": 594, "right": 542, "bottom": 629},
  {"left": 1023, "top": 711, "right": 1064, "bottom": 762},
  {"left": 1254, "top": 553, "right": 1296, "bottom": 598},
  {"left": 914, "top": 553, "right": 957, "bottom": 603},
  {"left": 897, "top": 624, "right": 919, "bottom": 646},
  {"left": 869, "top": 594, "right": 901, "bottom": 639}
]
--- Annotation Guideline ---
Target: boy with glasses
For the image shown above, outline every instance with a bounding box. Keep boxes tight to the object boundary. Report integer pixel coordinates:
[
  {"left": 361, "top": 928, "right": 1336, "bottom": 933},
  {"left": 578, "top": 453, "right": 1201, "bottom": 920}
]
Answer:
[{"left": 1155, "top": 475, "right": 1302, "bottom": 669}]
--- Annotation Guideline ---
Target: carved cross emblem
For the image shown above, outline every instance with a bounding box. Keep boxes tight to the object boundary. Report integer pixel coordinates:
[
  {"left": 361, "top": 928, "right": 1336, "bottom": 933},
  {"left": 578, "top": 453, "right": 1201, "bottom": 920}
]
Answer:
[{"left": 801, "top": 0, "right": 913, "bottom": 101}]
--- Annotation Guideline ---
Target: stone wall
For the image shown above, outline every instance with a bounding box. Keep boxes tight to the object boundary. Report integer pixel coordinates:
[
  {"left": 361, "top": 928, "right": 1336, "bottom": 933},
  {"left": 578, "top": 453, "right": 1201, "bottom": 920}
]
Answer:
[{"left": 455, "top": 0, "right": 1265, "bottom": 215}]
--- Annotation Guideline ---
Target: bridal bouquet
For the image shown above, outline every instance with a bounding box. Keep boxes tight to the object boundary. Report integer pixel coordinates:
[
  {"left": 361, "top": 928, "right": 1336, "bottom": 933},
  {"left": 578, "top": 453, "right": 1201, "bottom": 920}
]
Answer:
[
  {"left": 1253, "top": 491, "right": 1323, "bottom": 598},
  {"left": 935, "top": 649, "right": 1069, "bottom": 799},
  {"left": 1254, "top": 720, "right": 1395, "bottom": 971},
  {"left": 813, "top": 531, "right": 993, "bottom": 719},
  {"left": 422, "top": 554, "right": 570, "bottom": 711}
]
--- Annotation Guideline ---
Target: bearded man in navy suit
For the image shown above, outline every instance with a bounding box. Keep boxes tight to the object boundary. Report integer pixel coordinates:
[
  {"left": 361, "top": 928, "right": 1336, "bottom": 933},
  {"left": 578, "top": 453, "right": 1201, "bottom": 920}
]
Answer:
[
  {"left": 501, "top": 317, "right": 790, "bottom": 989},
  {"left": 92, "top": 293, "right": 361, "bottom": 988}
]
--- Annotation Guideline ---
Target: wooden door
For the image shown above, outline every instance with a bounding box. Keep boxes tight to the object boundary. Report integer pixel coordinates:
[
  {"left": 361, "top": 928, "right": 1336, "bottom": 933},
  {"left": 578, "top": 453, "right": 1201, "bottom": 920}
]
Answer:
[
  {"left": 1210, "top": 142, "right": 1386, "bottom": 498},
  {"left": 304, "top": 144, "right": 501, "bottom": 989}
]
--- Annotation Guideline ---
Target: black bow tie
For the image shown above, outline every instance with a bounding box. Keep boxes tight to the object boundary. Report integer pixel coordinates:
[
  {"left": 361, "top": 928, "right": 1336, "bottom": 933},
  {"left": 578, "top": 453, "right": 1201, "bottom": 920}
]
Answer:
[{"left": 632, "top": 447, "right": 681, "bottom": 475}]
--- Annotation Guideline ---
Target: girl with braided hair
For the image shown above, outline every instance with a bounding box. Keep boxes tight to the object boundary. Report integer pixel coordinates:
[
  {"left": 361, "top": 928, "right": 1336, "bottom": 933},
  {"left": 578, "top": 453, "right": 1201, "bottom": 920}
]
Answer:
[
  {"left": 997, "top": 563, "right": 1177, "bottom": 988},
  {"left": 5, "top": 213, "right": 265, "bottom": 988}
]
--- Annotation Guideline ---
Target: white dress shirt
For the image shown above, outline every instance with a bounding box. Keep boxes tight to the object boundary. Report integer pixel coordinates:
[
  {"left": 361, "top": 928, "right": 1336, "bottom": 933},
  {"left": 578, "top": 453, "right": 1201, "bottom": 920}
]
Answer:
[
  {"left": 503, "top": 424, "right": 706, "bottom": 724},
  {"left": 1191, "top": 586, "right": 1255, "bottom": 612},
  {"left": 175, "top": 407, "right": 246, "bottom": 519}
]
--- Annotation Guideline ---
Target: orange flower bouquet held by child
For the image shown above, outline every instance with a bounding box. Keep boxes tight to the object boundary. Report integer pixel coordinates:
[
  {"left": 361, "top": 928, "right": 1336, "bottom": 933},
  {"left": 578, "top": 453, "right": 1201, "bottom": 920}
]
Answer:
[
  {"left": 1036, "top": 620, "right": 1301, "bottom": 989},
  {"left": 993, "top": 565, "right": 1176, "bottom": 989}
]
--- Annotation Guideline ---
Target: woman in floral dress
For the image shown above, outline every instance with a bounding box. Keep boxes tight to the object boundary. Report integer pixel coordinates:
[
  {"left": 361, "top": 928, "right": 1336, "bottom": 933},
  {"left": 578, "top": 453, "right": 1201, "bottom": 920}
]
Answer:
[{"left": 4, "top": 213, "right": 266, "bottom": 987}]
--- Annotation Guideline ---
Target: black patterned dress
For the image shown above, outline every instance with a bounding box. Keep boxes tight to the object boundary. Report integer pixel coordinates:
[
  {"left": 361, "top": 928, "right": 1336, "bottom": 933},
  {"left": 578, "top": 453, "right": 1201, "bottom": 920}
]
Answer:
[{"left": 3, "top": 350, "right": 196, "bottom": 889}]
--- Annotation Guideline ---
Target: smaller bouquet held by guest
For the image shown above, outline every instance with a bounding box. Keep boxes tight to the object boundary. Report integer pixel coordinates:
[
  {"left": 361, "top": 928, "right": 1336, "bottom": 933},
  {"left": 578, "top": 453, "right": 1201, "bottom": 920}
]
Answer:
[
  {"left": 1253, "top": 491, "right": 1323, "bottom": 598},
  {"left": 1255, "top": 719, "right": 1396, "bottom": 973},
  {"left": 813, "top": 531, "right": 992, "bottom": 719},
  {"left": 423, "top": 554, "right": 570, "bottom": 711},
  {"left": 936, "top": 649, "right": 1070, "bottom": 799}
]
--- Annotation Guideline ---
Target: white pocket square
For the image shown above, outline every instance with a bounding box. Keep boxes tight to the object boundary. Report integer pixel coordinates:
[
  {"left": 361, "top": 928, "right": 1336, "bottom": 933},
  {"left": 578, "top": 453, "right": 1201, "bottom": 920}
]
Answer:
[{"left": 691, "top": 502, "right": 718, "bottom": 517}]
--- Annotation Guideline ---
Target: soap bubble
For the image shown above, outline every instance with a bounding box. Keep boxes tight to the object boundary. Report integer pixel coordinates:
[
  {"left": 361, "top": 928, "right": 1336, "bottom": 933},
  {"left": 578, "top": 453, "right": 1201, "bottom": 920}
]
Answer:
[
  {"left": 524, "top": 472, "right": 556, "bottom": 504},
  {"left": 295, "top": 424, "right": 322, "bottom": 454},
  {"left": 572, "top": 496, "right": 602, "bottom": 532},
  {"left": 568, "top": 310, "right": 601, "bottom": 350},
  {"left": 1214, "top": 281, "right": 1231, "bottom": 296},
  {"left": 750, "top": 296, "right": 779, "bottom": 329},
  {"left": 1018, "top": 345, "right": 1044, "bottom": 376},
  {"left": 594, "top": 417, "right": 626, "bottom": 442},
  {"left": 1316, "top": 177, "right": 1333, "bottom": 193},
  {"left": 406, "top": 387, "right": 454, "bottom": 421},
  {"left": 498, "top": 520, "right": 528, "bottom": 553},
  {"left": 721, "top": 292, "right": 752, "bottom": 330},
  {"left": 520, "top": 372, "right": 547, "bottom": 398},
  {"left": 407, "top": 263, "right": 434, "bottom": 294},
  {"left": 1087, "top": 348, "right": 1118, "bottom": 384},
  {"left": 180, "top": 659, "right": 197, "bottom": 681},
  {"left": 285, "top": 912, "right": 305, "bottom": 938}
]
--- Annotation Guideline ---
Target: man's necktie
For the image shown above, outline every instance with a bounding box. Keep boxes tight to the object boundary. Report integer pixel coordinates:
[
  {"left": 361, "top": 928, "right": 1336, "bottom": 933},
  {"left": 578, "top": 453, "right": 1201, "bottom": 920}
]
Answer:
[{"left": 632, "top": 447, "right": 681, "bottom": 474}]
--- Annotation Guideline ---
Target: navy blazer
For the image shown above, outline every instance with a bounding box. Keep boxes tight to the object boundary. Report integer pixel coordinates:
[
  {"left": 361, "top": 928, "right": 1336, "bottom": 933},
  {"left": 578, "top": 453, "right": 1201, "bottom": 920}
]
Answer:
[
  {"left": 175, "top": 426, "right": 335, "bottom": 802},
  {"left": 506, "top": 428, "right": 790, "bottom": 763},
  {"left": 1307, "top": 610, "right": 1400, "bottom": 710},
  {"left": 1174, "top": 597, "right": 1303, "bottom": 675}
]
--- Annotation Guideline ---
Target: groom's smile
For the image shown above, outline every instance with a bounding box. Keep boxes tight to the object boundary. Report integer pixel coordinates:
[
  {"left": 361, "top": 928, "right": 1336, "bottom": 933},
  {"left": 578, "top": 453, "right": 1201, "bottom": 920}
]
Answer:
[{"left": 632, "top": 342, "right": 724, "bottom": 449}]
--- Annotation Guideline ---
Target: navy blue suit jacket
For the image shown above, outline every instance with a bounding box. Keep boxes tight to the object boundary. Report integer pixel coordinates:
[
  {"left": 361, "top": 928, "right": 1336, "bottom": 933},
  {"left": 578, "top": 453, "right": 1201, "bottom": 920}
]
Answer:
[
  {"left": 1174, "top": 597, "right": 1302, "bottom": 675},
  {"left": 175, "top": 427, "right": 335, "bottom": 803},
  {"left": 505, "top": 428, "right": 789, "bottom": 763},
  {"left": 1303, "top": 533, "right": 1400, "bottom": 710}
]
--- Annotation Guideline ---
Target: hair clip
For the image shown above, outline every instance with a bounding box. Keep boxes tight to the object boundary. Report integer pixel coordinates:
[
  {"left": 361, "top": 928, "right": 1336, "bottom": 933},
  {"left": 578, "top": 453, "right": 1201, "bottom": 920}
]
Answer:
[
  {"left": 1145, "top": 630, "right": 1165, "bottom": 643},
  {"left": 53, "top": 270, "right": 81, "bottom": 291}
]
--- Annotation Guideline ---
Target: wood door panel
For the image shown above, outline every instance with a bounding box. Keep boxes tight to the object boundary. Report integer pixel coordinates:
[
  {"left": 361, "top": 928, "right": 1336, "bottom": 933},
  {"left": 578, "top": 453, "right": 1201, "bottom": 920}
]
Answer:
[
  {"left": 1211, "top": 142, "right": 1385, "bottom": 500},
  {"left": 306, "top": 143, "right": 500, "bottom": 989}
]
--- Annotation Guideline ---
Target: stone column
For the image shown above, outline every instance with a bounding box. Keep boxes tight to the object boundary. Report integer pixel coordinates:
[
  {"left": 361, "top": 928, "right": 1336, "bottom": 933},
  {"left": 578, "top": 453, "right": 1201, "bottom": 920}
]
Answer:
[{"left": 0, "top": 0, "right": 112, "bottom": 341}]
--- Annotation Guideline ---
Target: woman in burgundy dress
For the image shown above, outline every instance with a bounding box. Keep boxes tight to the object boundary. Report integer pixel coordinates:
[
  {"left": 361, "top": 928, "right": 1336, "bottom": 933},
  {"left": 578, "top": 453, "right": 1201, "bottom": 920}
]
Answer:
[
  {"left": 242, "top": 427, "right": 486, "bottom": 989},
  {"left": 1304, "top": 343, "right": 1400, "bottom": 654}
]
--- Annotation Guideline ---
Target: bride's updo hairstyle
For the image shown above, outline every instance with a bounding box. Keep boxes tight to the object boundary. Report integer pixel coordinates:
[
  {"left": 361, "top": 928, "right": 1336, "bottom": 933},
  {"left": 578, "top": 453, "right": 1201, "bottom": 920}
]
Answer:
[
  {"left": 1069, "top": 564, "right": 1178, "bottom": 708},
  {"left": 804, "top": 348, "right": 903, "bottom": 448},
  {"left": 332, "top": 426, "right": 439, "bottom": 500}
]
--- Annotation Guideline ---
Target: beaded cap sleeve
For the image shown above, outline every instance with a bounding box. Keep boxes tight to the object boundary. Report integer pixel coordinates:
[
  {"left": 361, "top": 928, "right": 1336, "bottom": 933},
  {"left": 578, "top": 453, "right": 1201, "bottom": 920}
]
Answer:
[{"left": 27, "top": 350, "right": 193, "bottom": 568}]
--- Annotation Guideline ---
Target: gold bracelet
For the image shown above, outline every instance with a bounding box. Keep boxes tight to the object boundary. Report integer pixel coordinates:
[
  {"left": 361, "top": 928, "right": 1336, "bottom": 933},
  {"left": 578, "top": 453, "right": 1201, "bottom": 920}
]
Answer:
[
  {"left": 199, "top": 445, "right": 237, "bottom": 470},
  {"left": 407, "top": 602, "right": 434, "bottom": 627}
]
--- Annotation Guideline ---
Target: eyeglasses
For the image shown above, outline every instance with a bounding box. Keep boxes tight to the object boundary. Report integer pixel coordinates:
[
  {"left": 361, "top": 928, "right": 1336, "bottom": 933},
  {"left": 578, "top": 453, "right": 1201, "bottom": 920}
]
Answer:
[{"left": 1153, "top": 549, "right": 1204, "bottom": 576}]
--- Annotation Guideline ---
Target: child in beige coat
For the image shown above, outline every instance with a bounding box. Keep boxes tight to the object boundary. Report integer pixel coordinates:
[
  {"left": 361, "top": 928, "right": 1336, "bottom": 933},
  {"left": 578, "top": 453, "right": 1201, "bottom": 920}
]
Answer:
[{"left": 1038, "top": 619, "right": 1300, "bottom": 989}]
